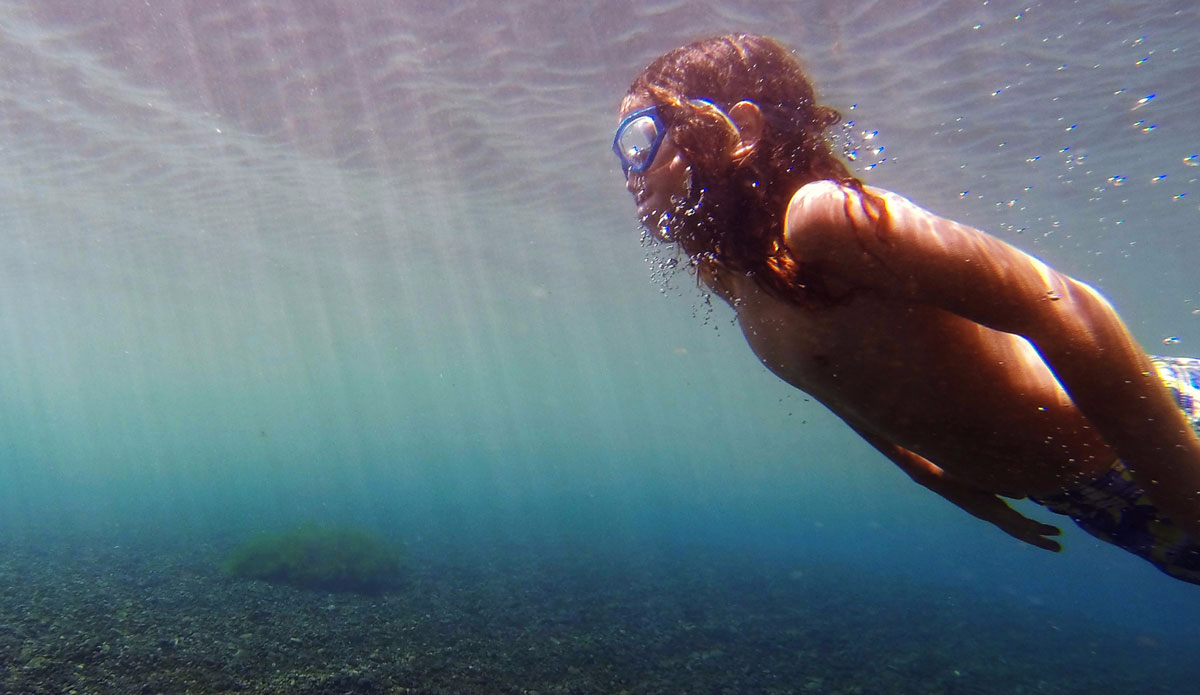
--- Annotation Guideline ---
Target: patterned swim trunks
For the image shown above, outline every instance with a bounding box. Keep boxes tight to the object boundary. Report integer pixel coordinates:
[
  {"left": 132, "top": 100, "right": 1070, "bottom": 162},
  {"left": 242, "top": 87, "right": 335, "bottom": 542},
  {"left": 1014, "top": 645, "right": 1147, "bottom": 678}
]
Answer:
[
  {"left": 1154, "top": 355, "right": 1200, "bottom": 429},
  {"left": 1031, "top": 355, "right": 1200, "bottom": 585}
]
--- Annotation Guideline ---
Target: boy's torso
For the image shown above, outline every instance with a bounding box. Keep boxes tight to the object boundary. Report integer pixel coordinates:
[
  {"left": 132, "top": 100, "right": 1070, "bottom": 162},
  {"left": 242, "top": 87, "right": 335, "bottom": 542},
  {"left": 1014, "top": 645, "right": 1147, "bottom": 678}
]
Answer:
[{"left": 707, "top": 266, "right": 1114, "bottom": 496}]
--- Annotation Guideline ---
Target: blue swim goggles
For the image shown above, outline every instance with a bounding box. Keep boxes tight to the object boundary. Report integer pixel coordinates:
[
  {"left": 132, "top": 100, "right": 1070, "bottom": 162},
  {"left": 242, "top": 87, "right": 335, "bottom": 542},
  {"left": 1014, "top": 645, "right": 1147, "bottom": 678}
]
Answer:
[
  {"left": 614, "top": 100, "right": 733, "bottom": 175},
  {"left": 613, "top": 106, "right": 667, "bottom": 175}
]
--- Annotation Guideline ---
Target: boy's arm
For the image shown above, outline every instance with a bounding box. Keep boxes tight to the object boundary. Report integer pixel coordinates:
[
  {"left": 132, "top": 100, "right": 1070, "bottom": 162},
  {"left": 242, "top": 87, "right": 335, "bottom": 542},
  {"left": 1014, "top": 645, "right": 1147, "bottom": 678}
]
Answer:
[
  {"left": 786, "top": 181, "right": 1200, "bottom": 540},
  {"left": 848, "top": 421, "right": 1062, "bottom": 552}
]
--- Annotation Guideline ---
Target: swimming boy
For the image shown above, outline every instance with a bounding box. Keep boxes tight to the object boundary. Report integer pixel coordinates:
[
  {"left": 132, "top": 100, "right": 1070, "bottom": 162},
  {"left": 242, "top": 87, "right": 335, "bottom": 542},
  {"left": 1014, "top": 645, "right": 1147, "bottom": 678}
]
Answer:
[{"left": 614, "top": 34, "right": 1200, "bottom": 584}]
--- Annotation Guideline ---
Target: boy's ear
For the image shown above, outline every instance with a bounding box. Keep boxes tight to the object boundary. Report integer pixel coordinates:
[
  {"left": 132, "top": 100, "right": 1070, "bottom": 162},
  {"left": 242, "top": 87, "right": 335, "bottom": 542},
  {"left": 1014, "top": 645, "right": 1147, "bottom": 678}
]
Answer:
[{"left": 727, "top": 101, "right": 764, "bottom": 159}]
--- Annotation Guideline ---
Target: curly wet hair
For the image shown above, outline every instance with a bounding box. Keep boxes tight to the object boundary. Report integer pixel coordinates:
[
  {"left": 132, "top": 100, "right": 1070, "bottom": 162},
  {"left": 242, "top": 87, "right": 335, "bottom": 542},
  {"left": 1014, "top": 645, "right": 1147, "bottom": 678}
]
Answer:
[{"left": 624, "top": 34, "right": 865, "bottom": 304}]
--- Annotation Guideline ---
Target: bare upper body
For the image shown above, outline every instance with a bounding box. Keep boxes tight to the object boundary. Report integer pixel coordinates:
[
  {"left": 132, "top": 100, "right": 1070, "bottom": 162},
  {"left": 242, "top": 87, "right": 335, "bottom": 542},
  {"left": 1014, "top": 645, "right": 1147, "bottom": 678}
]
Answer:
[
  {"left": 615, "top": 42, "right": 1200, "bottom": 549},
  {"left": 702, "top": 181, "right": 1200, "bottom": 549}
]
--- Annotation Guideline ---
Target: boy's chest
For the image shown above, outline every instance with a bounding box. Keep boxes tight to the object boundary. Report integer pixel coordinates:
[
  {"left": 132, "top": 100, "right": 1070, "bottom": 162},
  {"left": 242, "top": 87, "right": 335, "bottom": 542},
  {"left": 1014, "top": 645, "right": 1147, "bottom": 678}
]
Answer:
[
  {"left": 722, "top": 275, "right": 1110, "bottom": 491},
  {"left": 730, "top": 284, "right": 948, "bottom": 403}
]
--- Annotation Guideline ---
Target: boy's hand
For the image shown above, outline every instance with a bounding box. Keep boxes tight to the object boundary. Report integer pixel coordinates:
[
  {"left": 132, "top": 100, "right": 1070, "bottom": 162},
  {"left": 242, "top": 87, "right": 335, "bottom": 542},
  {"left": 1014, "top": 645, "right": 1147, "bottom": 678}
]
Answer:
[
  {"left": 947, "top": 485, "right": 1063, "bottom": 552},
  {"left": 985, "top": 498, "right": 1063, "bottom": 552},
  {"left": 852, "top": 427, "right": 1066, "bottom": 552}
]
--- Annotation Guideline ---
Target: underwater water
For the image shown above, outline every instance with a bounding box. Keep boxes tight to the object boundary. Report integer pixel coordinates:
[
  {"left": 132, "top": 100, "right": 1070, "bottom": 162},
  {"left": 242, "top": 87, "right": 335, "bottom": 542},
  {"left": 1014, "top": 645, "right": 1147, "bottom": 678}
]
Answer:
[{"left": 1, "top": 0, "right": 1199, "bottom": 692}]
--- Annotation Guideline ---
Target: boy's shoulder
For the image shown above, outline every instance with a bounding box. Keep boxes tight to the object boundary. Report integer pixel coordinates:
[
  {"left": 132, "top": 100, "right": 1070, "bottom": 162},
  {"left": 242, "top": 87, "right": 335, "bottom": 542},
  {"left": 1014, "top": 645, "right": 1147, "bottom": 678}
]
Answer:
[
  {"left": 784, "top": 180, "right": 901, "bottom": 256},
  {"left": 789, "top": 180, "right": 917, "bottom": 215}
]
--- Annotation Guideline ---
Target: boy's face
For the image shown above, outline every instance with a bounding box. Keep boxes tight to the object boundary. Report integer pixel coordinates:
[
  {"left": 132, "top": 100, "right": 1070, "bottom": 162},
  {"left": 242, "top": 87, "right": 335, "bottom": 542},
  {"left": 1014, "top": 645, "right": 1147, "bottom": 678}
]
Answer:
[{"left": 618, "top": 96, "right": 692, "bottom": 235}]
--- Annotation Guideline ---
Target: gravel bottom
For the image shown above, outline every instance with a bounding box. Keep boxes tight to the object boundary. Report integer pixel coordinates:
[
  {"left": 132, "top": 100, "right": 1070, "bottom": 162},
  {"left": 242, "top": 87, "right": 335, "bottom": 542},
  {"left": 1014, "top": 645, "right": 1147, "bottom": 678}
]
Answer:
[{"left": 0, "top": 535, "right": 1195, "bottom": 695}]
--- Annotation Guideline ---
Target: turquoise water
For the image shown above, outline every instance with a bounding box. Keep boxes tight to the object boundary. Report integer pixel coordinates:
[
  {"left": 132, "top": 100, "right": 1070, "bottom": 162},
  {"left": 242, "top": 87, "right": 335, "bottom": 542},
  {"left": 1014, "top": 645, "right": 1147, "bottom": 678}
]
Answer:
[{"left": 1, "top": 1, "right": 1199, "bottom": 692}]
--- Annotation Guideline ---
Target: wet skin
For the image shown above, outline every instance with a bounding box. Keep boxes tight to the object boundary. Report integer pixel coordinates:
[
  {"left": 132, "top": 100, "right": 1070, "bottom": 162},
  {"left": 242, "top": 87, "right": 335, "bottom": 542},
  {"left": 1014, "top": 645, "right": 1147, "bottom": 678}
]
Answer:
[{"left": 619, "top": 97, "right": 1200, "bottom": 550}]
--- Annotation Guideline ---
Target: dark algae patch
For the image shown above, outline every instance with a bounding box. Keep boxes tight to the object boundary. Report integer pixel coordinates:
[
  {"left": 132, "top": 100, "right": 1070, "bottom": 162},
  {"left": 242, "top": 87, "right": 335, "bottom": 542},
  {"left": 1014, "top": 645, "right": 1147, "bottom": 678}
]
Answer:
[{"left": 222, "top": 524, "right": 401, "bottom": 593}]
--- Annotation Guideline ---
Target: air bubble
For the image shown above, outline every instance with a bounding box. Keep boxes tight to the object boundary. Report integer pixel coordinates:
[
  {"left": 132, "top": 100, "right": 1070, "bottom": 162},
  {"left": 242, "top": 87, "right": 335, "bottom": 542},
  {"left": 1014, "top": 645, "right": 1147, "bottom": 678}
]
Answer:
[{"left": 1132, "top": 93, "right": 1156, "bottom": 110}]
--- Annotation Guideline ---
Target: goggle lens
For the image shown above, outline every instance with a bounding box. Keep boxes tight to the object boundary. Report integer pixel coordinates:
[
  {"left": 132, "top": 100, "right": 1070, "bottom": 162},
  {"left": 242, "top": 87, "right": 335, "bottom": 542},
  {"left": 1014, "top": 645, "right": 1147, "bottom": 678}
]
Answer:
[
  {"left": 617, "top": 117, "right": 658, "bottom": 166},
  {"left": 613, "top": 107, "right": 665, "bottom": 174}
]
